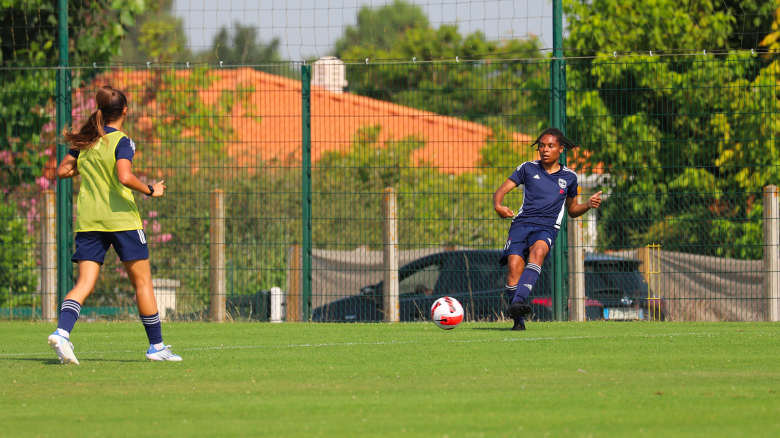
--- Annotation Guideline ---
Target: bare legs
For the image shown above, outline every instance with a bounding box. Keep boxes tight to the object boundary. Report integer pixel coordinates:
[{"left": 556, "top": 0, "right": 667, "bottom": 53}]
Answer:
[
  {"left": 64, "top": 259, "right": 159, "bottom": 316},
  {"left": 506, "top": 240, "right": 551, "bottom": 286},
  {"left": 123, "top": 259, "right": 158, "bottom": 316}
]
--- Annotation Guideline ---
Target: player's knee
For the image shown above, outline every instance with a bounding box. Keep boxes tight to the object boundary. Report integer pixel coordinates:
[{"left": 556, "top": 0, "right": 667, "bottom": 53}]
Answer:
[
  {"left": 132, "top": 275, "right": 151, "bottom": 290},
  {"left": 508, "top": 257, "right": 523, "bottom": 273},
  {"left": 529, "top": 246, "right": 547, "bottom": 261}
]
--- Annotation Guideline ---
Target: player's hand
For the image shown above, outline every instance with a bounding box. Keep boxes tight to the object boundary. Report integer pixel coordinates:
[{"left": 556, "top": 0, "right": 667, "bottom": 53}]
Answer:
[
  {"left": 494, "top": 205, "right": 515, "bottom": 218},
  {"left": 588, "top": 191, "right": 602, "bottom": 209},
  {"left": 151, "top": 180, "right": 166, "bottom": 198}
]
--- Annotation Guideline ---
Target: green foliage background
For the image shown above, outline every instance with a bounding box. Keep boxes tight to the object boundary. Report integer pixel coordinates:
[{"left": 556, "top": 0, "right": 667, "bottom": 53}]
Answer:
[{"left": 2, "top": 0, "right": 780, "bottom": 311}]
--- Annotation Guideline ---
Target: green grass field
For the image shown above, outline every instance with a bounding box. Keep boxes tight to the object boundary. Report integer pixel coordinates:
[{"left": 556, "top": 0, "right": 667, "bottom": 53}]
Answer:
[{"left": 1, "top": 321, "right": 778, "bottom": 438}]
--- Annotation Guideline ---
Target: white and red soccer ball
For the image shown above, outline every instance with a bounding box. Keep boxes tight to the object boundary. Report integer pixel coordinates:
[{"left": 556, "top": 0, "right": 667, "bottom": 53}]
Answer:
[{"left": 431, "top": 297, "right": 464, "bottom": 330}]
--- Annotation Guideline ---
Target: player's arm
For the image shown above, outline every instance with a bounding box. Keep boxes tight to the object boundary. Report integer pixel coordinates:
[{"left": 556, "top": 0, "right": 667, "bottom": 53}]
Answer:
[
  {"left": 116, "top": 159, "right": 166, "bottom": 197},
  {"left": 56, "top": 154, "right": 80, "bottom": 179},
  {"left": 566, "top": 191, "right": 602, "bottom": 218},
  {"left": 493, "top": 179, "right": 518, "bottom": 218}
]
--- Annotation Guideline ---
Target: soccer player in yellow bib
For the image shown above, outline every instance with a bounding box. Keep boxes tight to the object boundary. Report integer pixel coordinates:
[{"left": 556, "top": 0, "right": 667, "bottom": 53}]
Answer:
[{"left": 49, "top": 85, "right": 181, "bottom": 363}]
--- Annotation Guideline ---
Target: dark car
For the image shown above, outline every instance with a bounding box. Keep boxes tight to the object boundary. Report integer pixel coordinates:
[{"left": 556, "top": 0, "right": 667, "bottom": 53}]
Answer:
[
  {"left": 584, "top": 253, "right": 665, "bottom": 321},
  {"left": 312, "top": 250, "right": 662, "bottom": 322}
]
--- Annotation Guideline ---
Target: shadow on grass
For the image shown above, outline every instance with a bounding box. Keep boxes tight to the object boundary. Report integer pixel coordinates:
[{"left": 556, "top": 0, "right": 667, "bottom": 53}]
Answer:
[
  {"left": 470, "top": 327, "right": 515, "bottom": 331},
  {"left": 7, "top": 357, "right": 138, "bottom": 364}
]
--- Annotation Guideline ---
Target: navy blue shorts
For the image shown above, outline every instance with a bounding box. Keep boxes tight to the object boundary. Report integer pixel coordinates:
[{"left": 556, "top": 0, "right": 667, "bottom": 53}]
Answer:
[
  {"left": 499, "top": 225, "right": 559, "bottom": 266},
  {"left": 72, "top": 230, "right": 149, "bottom": 264}
]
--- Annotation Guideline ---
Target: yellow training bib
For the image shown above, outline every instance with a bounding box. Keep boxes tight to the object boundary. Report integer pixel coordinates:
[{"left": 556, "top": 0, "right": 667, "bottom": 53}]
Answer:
[{"left": 74, "top": 131, "right": 142, "bottom": 232}]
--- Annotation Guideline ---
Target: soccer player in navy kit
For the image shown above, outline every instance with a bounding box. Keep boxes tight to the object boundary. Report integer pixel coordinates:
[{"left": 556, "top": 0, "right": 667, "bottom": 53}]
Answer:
[{"left": 493, "top": 128, "right": 602, "bottom": 331}]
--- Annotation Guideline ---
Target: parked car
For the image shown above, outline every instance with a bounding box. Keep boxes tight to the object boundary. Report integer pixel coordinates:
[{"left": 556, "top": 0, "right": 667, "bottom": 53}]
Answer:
[
  {"left": 312, "top": 250, "right": 663, "bottom": 322},
  {"left": 584, "top": 253, "right": 665, "bottom": 321}
]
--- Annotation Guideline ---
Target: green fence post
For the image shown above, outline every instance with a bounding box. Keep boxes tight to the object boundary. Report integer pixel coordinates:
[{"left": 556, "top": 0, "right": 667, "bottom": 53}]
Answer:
[
  {"left": 56, "top": 0, "right": 73, "bottom": 305},
  {"left": 301, "top": 64, "right": 313, "bottom": 321},
  {"left": 551, "top": 0, "right": 568, "bottom": 321}
]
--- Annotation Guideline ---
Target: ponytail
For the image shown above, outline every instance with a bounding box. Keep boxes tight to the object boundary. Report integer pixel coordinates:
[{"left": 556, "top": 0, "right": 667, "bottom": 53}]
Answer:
[{"left": 62, "top": 85, "right": 128, "bottom": 151}]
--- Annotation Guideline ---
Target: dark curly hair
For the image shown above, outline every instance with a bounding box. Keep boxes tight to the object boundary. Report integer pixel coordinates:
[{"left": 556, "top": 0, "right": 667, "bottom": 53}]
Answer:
[{"left": 530, "top": 127, "right": 578, "bottom": 150}]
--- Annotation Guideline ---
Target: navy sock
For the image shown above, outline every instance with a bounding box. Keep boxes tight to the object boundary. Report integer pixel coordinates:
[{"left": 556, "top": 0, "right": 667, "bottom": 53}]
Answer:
[
  {"left": 505, "top": 284, "right": 518, "bottom": 303},
  {"left": 140, "top": 313, "right": 163, "bottom": 345},
  {"left": 57, "top": 300, "right": 81, "bottom": 335},
  {"left": 505, "top": 285, "right": 524, "bottom": 325},
  {"left": 513, "top": 262, "right": 542, "bottom": 303}
]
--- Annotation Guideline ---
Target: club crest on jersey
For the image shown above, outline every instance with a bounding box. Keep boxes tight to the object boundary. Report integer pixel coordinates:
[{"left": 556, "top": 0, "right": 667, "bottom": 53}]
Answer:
[{"left": 558, "top": 178, "right": 567, "bottom": 189}]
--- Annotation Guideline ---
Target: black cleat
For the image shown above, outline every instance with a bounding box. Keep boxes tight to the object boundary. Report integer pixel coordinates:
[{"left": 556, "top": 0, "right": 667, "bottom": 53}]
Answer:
[
  {"left": 511, "top": 319, "right": 526, "bottom": 331},
  {"left": 505, "top": 301, "right": 532, "bottom": 319}
]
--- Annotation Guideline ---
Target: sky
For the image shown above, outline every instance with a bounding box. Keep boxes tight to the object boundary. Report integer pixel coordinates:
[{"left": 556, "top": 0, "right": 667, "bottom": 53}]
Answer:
[{"left": 171, "top": 0, "right": 565, "bottom": 60}]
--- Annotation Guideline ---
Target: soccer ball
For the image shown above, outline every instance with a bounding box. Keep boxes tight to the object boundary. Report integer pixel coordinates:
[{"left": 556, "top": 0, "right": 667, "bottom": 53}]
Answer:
[{"left": 431, "top": 297, "right": 464, "bottom": 330}]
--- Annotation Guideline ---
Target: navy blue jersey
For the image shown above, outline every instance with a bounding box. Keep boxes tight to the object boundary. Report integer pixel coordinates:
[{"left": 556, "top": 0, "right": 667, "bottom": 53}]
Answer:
[
  {"left": 508, "top": 160, "right": 579, "bottom": 229},
  {"left": 68, "top": 126, "right": 135, "bottom": 162}
]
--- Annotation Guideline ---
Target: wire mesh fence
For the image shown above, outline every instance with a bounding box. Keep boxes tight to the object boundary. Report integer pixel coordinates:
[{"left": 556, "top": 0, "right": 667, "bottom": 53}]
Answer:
[{"left": 0, "top": 56, "right": 778, "bottom": 322}]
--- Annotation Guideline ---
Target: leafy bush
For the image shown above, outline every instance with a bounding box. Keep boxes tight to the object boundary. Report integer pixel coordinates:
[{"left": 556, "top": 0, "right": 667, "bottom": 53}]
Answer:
[{"left": 0, "top": 196, "right": 38, "bottom": 308}]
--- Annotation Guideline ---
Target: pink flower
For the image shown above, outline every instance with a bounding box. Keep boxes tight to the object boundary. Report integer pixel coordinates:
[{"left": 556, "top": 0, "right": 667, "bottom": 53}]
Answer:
[
  {"left": 151, "top": 221, "right": 162, "bottom": 233},
  {"left": 30, "top": 198, "right": 37, "bottom": 206},
  {"left": 44, "top": 148, "right": 52, "bottom": 156},
  {"left": 26, "top": 206, "right": 38, "bottom": 234},
  {"left": 148, "top": 210, "right": 158, "bottom": 218},
  {"left": 143, "top": 219, "right": 149, "bottom": 228},
  {"left": 35, "top": 176, "right": 50, "bottom": 191},
  {"left": 0, "top": 150, "right": 14, "bottom": 166},
  {"left": 153, "top": 233, "right": 172, "bottom": 243}
]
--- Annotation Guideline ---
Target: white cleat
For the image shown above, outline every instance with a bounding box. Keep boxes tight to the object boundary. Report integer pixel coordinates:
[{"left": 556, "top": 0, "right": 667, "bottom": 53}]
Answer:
[
  {"left": 47, "top": 334, "right": 79, "bottom": 365},
  {"left": 146, "top": 345, "right": 182, "bottom": 362}
]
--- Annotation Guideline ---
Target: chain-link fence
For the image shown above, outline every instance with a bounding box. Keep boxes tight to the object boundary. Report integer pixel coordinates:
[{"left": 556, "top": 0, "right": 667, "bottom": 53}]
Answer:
[{"left": 1, "top": 56, "right": 778, "bottom": 322}]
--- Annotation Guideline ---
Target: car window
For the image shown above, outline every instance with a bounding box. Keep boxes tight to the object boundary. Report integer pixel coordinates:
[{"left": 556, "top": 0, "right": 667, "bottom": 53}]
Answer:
[
  {"left": 399, "top": 264, "right": 441, "bottom": 297},
  {"left": 435, "top": 256, "right": 468, "bottom": 296},
  {"left": 468, "top": 261, "right": 506, "bottom": 291},
  {"left": 584, "top": 265, "right": 611, "bottom": 291}
]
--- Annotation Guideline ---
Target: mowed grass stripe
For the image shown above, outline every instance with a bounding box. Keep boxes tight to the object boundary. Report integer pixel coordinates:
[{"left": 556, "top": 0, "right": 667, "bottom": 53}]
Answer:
[
  {"left": 1, "top": 322, "right": 779, "bottom": 438},
  {"left": 0, "top": 330, "right": 748, "bottom": 358}
]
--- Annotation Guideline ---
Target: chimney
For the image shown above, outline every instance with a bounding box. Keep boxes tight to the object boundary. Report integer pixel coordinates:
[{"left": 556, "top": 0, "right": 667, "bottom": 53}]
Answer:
[{"left": 312, "top": 56, "right": 348, "bottom": 93}]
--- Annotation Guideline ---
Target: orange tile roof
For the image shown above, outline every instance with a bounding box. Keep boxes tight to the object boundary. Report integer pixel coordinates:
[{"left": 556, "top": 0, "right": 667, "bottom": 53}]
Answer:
[{"left": 92, "top": 68, "right": 540, "bottom": 174}]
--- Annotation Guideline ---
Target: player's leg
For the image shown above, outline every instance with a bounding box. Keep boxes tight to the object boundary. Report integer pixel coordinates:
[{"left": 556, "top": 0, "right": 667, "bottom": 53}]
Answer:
[
  {"left": 48, "top": 260, "right": 102, "bottom": 365},
  {"left": 115, "top": 230, "right": 181, "bottom": 361},
  {"left": 513, "top": 240, "right": 550, "bottom": 304},
  {"left": 501, "top": 227, "right": 534, "bottom": 327},
  {"left": 123, "top": 259, "right": 181, "bottom": 361},
  {"left": 505, "top": 253, "right": 526, "bottom": 305},
  {"left": 48, "top": 232, "right": 110, "bottom": 364},
  {"left": 504, "top": 254, "right": 529, "bottom": 330}
]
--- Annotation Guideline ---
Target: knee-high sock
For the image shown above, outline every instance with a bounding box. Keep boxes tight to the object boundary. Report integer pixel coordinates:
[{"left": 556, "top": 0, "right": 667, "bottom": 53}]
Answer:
[
  {"left": 505, "top": 284, "right": 524, "bottom": 324},
  {"left": 140, "top": 313, "right": 163, "bottom": 345},
  {"left": 513, "top": 262, "right": 542, "bottom": 303},
  {"left": 56, "top": 300, "right": 81, "bottom": 337},
  {"left": 505, "top": 284, "right": 517, "bottom": 303}
]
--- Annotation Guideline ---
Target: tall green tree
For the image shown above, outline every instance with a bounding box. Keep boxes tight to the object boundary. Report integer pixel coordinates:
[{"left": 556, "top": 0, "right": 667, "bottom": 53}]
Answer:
[
  {"left": 341, "top": 23, "right": 545, "bottom": 136},
  {"left": 564, "top": 0, "right": 775, "bottom": 55},
  {"left": 118, "top": 0, "right": 190, "bottom": 63},
  {"left": 563, "top": 0, "right": 780, "bottom": 259},
  {"left": 332, "top": 0, "right": 428, "bottom": 59},
  {"left": 200, "top": 23, "right": 281, "bottom": 64},
  {"left": 0, "top": 0, "right": 146, "bottom": 65}
]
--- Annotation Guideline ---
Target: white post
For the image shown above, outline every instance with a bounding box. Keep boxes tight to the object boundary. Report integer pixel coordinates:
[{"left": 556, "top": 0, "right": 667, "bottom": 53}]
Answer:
[
  {"left": 568, "top": 190, "right": 586, "bottom": 321},
  {"left": 270, "top": 287, "right": 283, "bottom": 323},
  {"left": 152, "top": 279, "right": 179, "bottom": 321},
  {"left": 210, "top": 189, "right": 226, "bottom": 322},
  {"left": 764, "top": 185, "right": 779, "bottom": 322},
  {"left": 40, "top": 190, "right": 57, "bottom": 321},
  {"left": 382, "top": 188, "right": 399, "bottom": 322}
]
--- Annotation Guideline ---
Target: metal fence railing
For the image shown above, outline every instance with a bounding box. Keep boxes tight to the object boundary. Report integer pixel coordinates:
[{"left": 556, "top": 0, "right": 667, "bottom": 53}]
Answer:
[{"left": 1, "top": 57, "right": 778, "bottom": 322}]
